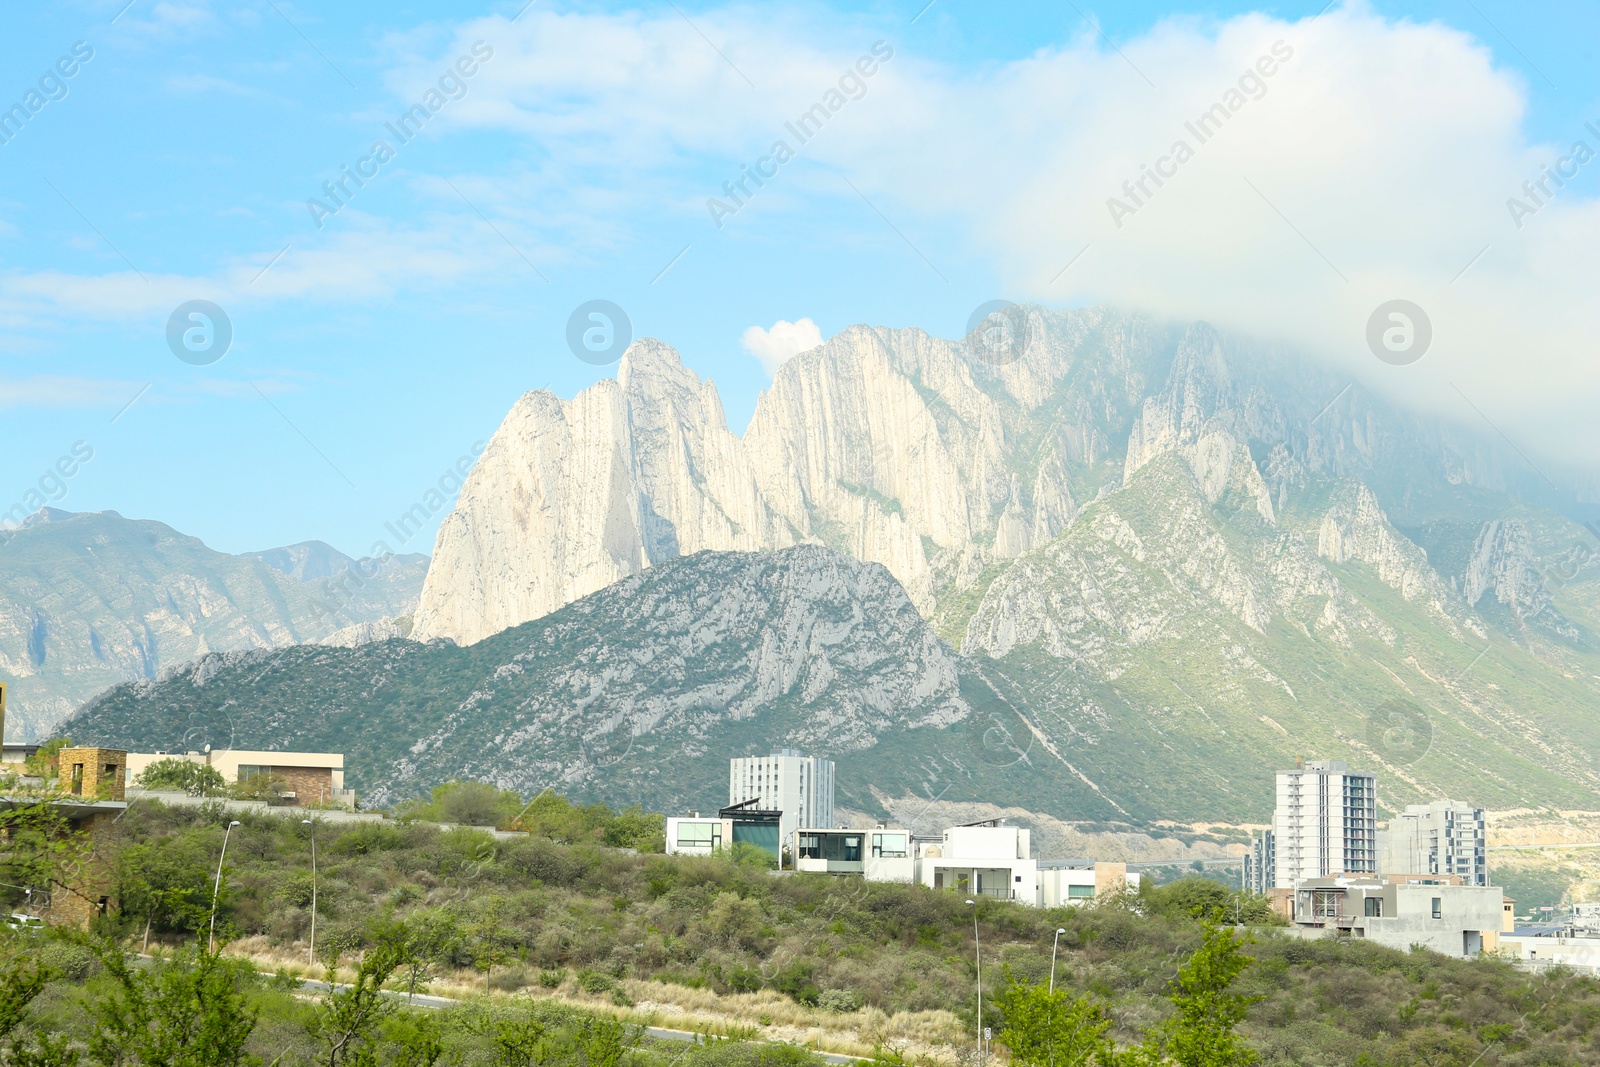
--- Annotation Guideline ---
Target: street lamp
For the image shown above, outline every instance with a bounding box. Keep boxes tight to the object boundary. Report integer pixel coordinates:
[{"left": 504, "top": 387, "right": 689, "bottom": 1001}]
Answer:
[
  {"left": 302, "top": 819, "right": 318, "bottom": 968},
  {"left": 967, "top": 898, "right": 983, "bottom": 1067},
  {"left": 1049, "top": 927, "right": 1066, "bottom": 994},
  {"left": 208, "top": 820, "right": 241, "bottom": 953}
]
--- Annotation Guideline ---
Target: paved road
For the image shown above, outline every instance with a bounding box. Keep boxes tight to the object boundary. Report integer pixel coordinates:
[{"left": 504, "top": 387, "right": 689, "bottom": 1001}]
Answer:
[{"left": 295, "top": 977, "right": 869, "bottom": 1064}]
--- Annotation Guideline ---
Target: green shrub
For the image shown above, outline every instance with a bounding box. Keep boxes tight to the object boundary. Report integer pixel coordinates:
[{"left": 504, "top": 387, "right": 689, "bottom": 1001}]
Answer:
[
  {"left": 539, "top": 968, "right": 565, "bottom": 988},
  {"left": 816, "top": 989, "right": 860, "bottom": 1013}
]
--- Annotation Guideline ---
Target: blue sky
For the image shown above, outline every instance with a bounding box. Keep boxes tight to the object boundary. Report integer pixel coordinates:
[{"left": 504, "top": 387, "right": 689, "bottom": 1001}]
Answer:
[{"left": 2, "top": 0, "right": 1596, "bottom": 559}]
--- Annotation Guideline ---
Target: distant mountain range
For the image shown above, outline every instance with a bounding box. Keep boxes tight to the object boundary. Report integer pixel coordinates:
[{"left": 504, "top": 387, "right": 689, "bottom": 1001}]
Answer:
[
  {"left": 0, "top": 509, "right": 426, "bottom": 740},
  {"left": 56, "top": 307, "right": 1600, "bottom": 823}
]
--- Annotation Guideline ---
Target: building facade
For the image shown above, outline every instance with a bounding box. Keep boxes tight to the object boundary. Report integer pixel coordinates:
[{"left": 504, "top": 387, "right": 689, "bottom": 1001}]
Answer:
[
  {"left": 1274, "top": 760, "right": 1377, "bottom": 889},
  {"left": 1244, "top": 831, "right": 1276, "bottom": 894},
  {"left": 125, "top": 750, "right": 354, "bottom": 808},
  {"left": 728, "top": 749, "right": 834, "bottom": 847},
  {"left": 1380, "top": 800, "right": 1488, "bottom": 887},
  {"left": 1290, "top": 875, "right": 1508, "bottom": 957}
]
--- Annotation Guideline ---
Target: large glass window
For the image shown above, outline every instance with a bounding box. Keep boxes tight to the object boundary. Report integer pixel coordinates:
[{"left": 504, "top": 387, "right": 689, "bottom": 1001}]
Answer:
[
  {"left": 676, "top": 822, "right": 721, "bottom": 848},
  {"left": 871, "top": 833, "right": 908, "bottom": 858}
]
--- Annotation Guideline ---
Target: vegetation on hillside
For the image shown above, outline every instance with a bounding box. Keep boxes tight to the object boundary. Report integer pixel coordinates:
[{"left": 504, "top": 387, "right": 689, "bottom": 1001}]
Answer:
[{"left": 13, "top": 797, "right": 1590, "bottom": 1066}]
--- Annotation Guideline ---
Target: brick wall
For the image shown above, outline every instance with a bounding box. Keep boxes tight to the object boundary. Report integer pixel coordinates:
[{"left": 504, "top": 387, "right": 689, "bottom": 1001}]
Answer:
[
  {"left": 57, "top": 748, "right": 127, "bottom": 801},
  {"left": 271, "top": 766, "right": 334, "bottom": 807}
]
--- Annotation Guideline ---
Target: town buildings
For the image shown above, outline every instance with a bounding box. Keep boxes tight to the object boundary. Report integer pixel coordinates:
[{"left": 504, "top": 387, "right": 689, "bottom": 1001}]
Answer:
[
  {"left": 1273, "top": 760, "right": 1377, "bottom": 889},
  {"left": 1379, "top": 800, "right": 1488, "bottom": 887},
  {"left": 1244, "top": 830, "right": 1275, "bottom": 893},
  {"left": 728, "top": 749, "right": 834, "bottom": 846},
  {"left": 125, "top": 749, "right": 354, "bottom": 808},
  {"left": 1288, "top": 875, "right": 1510, "bottom": 957}
]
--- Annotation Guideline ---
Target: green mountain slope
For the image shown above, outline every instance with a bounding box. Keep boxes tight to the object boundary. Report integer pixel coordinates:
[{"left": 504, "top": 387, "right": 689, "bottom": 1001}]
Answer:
[{"left": 66, "top": 545, "right": 1101, "bottom": 817}]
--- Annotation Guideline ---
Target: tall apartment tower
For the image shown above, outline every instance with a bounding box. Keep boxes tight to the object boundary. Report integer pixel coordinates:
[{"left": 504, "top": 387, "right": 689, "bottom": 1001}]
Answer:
[
  {"left": 1380, "top": 800, "right": 1488, "bottom": 886},
  {"left": 729, "top": 749, "right": 835, "bottom": 847},
  {"left": 1273, "top": 760, "right": 1377, "bottom": 889},
  {"left": 1243, "top": 831, "right": 1276, "bottom": 894}
]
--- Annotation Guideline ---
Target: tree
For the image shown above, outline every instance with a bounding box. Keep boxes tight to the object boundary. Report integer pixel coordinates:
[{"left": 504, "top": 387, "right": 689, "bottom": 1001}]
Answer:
[
  {"left": 83, "top": 938, "right": 259, "bottom": 1067},
  {"left": 229, "top": 774, "right": 291, "bottom": 805},
  {"left": 24, "top": 739, "right": 71, "bottom": 781},
  {"left": 117, "top": 838, "right": 220, "bottom": 947},
  {"left": 1149, "top": 924, "right": 1263, "bottom": 1067},
  {"left": 311, "top": 941, "right": 405, "bottom": 1067},
  {"left": 402, "top": 782, "right": 525, "bottom": 829},
  {"left": 0, "top": 947, "right": 80, "bottom": 1065},
  {"left": 133, "top": 759, "right": 228, "bottom": 798},
  {"left": 995, "top": 977, "right": 1113, "bottom": 1067}
]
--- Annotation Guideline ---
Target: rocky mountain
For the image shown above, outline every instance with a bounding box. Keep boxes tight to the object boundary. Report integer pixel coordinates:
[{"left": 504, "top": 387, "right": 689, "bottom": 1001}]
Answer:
[
  {"left": 65, "top": 546, "right": 1037, "bottom": 816},
  {"left": 52, "top": 306, "right": 1600, "bottom": 824},
  {"left": 0, "top": 510, "right": 427, "bottom": 739},
  {"left": 386, "top": 305, "right": 1600, "bottom": 821}
]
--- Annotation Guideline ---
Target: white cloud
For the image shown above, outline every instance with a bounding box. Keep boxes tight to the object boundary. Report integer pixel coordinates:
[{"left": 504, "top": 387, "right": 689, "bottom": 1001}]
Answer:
[
  {"left": 0, "top": 375, "right": 142, "bottom": 409},
  {"left": 430, "top": 2, "right": 1600, "bottom": 468},
  {"left": 742, "top": 318, "right": 825, "bottom": 376},
  {"left": 14, "top": 3, "right": 1600, "bottom": 468}
]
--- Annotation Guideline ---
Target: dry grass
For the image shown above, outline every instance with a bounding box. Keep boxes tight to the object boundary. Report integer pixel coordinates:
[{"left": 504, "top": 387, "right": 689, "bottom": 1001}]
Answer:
[{"left": 221, "top": 937, "right": 965, "bottom": 1062}]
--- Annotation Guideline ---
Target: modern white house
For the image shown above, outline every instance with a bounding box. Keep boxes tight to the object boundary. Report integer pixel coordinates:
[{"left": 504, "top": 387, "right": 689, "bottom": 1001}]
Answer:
[
  {"left": 1039, "top": 860, "right": 1139, "bottom": 907},
  {"left": 729, "top": 749, "right": 834, "bottom": 847},
  {"left": 919, "top": 822, "right": 1040, "bottom": 903},
  {"left": 1289, "top": 875, "right": 1509, "bottom": 957},
  {"left": 1379, "top": 800, "right": 1488, "bottom": 886},
  {"left": 1274, "top": 760, "right": 1378, "bottom": 889},
  {"left": 794, "top": 827, "right": 915, "bottom": 883}
]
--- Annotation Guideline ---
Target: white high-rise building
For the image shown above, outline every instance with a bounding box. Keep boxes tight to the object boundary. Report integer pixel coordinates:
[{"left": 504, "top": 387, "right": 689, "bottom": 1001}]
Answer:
[
  {"left": 1380, "top": 800, "right": 1488, "bottom": 886},
  {"left": 1273, "top": 760, "right": 1377, "bottom": 890},
  {"left": 729, "top": 749, "right": 834, "bottom": 847}
]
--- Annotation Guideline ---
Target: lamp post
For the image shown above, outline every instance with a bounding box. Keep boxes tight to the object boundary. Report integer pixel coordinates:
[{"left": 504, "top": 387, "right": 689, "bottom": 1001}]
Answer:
[
  {"left": 967, "top": 898, "right": 983, "bottom": 1066},
  {"left": 208, "top": 820, "right": 241, "bottom": 953},
  {"left": 302, "top": 819, "right": 318, "bottom": 968},
  {"left": 1050, "top": 927, "right": 1066, "bottom": 994}
]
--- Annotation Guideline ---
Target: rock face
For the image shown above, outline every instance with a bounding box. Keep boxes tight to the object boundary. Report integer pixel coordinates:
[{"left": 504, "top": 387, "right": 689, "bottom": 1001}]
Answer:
[
  {"left": 417, "top": 307, "right": 1564, "bottom": 650},
  {"left": 0, "top": 511, "right": 426, "bottom": 739},
  {"left": 67, "top": 546, "right": 979, "bottom": 815}
]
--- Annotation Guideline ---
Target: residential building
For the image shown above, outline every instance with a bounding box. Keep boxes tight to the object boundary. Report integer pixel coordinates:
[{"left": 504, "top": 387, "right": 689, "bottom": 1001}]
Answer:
[
  {"left": 1290, "top": 875, "right": 1507, "bottom": 957},
  {"left": 1244, "top": 831, "right": 1275, "bottom": 894},
  {"left": 728, "top": 749, "right": 834, "bottom": 846},
  {"left": 126, "top": 750, "right": 354, "bottom": 808},
  {"left": 0, "top": 745, "right": 129, "bottom": 927},
  {"left": 665, "top": 801, "right": 784, "bottom": 861},
  {"left": 794, "top": 827, "right": 915, "bottom": 883},
  {"left": 1274, "top": 760, "right": 1377, "bottom": 889},
  {"left": 1039, "top": 860, "right": 1139, "bottom": 907},
  {"left": 918, "top": 821, "right": 1039, "bottom": 903},
  {"left": 1379, "top": 800, "right": 1488, "bottom": 886}
]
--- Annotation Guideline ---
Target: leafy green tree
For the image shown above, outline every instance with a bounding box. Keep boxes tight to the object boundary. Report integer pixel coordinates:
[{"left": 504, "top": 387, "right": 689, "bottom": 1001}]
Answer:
[
  {"left": 403, "top": 782, "right": 525, "bottom": 829},
  {"left": 994, "top": 976, "right": 1113, "bottom": 1067},
  {"left": 83, "top": 938, "right": 259, "bottom": 1067},
  {"left": 24, "top": 739, "right": 71, "bottom": 781},
  {"left": 228, "top": 774, "right": 291, "bottom": 805},
  {"left": 1148, "top": 924, "right": 1263, "bottom": 1067},
  {"left": 602, "top": 805, "right": 666, "bottom": 853},
  {"left": 117, "top": 838, "right": 216, "bottom": 946},
  {"left": 310, "top": 940, "right": 405, "bottom": 1067},
  {"left": 133, "top": 759, "right": 228, "bottom": 798}
]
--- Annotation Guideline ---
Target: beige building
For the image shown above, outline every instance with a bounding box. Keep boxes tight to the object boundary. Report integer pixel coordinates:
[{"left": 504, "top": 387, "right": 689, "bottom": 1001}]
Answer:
[{"left": 126, "top": 750, "right": 353, "bottom": 808}]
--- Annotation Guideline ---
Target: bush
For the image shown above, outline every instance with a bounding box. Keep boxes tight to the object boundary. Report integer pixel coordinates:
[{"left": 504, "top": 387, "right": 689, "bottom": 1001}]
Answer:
[
  {"left": 816, "top": 989, "right": 860, "bottom": 1013},
  {"left": 577, "top": 968, "right": 614, "bottom": 994},
  {"left": 36, "top": 940, "right": 97, "bottom": 982},
  {"left": 538, "top": 968, "right": 565, "bottom": 989}
]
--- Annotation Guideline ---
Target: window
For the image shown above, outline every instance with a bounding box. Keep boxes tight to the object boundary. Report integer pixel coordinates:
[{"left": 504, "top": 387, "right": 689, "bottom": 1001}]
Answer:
[
  {"left": 1364, "top": 897, "right": 1383, "bottom": 917},
  {"left": 70, "top": 764, "right": 84, "bottom": 795},
  {"left": 1431, "top": 897, "right": 1442, "bottom": 919},
  {"left": 1068, "top": 884, "right": 1095, "bottom": 899},
  {"left": 871, "top": 833, "right": 907, "bottom": 858},
  {"left": 237, "top": 765, "right": 267, "bottom": 781},
  {"left": 676, "top": 822, "right": 721, "bottom": 849}
]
